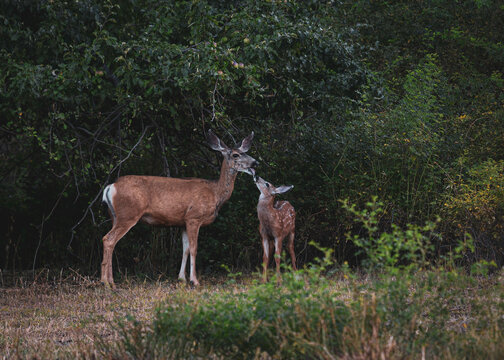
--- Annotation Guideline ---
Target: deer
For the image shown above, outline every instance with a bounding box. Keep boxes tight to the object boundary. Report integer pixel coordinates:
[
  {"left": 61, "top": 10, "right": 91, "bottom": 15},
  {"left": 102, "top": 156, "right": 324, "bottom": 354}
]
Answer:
[
  {"left": 101, "top": 130, "right": 258, "bottom": 288},
  {"left": 254, "top": 175, "right": 296, "bottom": 283}
]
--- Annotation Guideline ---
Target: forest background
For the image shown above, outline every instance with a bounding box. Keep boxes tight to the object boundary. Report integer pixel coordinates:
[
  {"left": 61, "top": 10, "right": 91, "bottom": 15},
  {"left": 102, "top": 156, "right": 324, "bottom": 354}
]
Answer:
[{"left": 1, "top": 0, "right": 503, "bottom": 278}]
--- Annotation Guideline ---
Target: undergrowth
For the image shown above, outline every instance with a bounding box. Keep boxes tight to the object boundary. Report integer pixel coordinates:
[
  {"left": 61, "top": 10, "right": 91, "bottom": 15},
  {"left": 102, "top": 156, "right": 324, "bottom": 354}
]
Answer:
[
  {"left": 99, "top": 201, "right": 503, "bottom": 359},
  {"left": 3, "top": 201, "right": 503, "bottom": 359},
  {"left": 101, "top": 267, "right": 504, "bottom": 359}
]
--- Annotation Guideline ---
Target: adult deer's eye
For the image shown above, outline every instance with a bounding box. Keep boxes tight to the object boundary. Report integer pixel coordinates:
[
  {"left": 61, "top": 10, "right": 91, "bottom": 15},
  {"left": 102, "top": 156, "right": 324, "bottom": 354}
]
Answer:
[{"left": 232, "top": 153, "right": 240, "bottom": 158}]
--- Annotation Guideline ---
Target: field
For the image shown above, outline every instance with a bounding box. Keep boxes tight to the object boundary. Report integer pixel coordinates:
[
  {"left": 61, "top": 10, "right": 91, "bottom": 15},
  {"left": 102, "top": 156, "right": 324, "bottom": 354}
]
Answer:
[
  {"left": 1, "top": 267, "right": 503, "bottom": 359},
  {"left": 0, "top": 270, "right": 171, "bottom": 358}
]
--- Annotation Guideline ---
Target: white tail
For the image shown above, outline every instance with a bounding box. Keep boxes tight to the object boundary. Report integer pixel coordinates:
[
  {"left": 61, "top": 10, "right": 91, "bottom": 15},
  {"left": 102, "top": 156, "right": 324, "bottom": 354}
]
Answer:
[
  {"left": 254, "top": 175, "right": 296, "bottom": 283},
  {"left": 101, "top": 130, "right": 257, "bottom": 287}
]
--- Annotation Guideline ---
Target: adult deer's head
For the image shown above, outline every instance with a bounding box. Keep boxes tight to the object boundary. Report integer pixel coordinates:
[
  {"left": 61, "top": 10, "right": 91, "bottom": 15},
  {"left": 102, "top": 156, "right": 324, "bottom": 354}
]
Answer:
[{"left": 208, "top": 130, "right": 258, "bottom": 176}]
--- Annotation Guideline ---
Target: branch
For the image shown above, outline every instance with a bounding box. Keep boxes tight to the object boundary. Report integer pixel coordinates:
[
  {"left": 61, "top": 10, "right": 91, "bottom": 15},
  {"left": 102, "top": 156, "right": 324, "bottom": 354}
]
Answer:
[
  {"left": 67, "top": 124, "right": 152, "bottom": 252},
  {"left": 33, "top": 179, "right": 72, "bottom": 273}
]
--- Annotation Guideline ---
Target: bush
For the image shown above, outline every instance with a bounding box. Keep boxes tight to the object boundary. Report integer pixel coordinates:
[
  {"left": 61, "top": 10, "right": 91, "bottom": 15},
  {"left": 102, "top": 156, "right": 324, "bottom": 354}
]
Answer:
[
  {"left": 342, "top": 197, "right": 438, "bottom": 272},
  {"left": 443, "top": 159, "right": 504, "bottom": 264},
  {"left": 103, "top": 266, "right": 504, "bottom": 359},
  {"left": 107, "top": 253, "right": 353, "bottom": 359}
]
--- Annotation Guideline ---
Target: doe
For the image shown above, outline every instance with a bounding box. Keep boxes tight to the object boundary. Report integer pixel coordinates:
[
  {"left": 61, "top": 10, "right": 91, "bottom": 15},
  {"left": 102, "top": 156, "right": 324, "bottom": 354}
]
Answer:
[
  {"left": 101, "top": 130, "right": 257, "bottom": 287},
  {"left": 254, "top": 175, "right": 296, "bottom": 283}
]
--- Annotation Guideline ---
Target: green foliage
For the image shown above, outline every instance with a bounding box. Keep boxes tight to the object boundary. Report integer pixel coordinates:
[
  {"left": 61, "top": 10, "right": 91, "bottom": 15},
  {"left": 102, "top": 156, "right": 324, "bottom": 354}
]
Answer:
[
  {"left": 354, "top": 270, "right": 504, "bottom": 359},
  {"left": 103, "top": 267, "right": 504, "bottom": 359},
  {"left": 0, "top": 0, "right": 366, "bottom": 272},
  {"left": 471, "top": 259, "right": 498, "bottom": 276},
  {"left": 2, "top": 0, "right": 504, "bottom": 274},
  {"left": 443, "top": 159, "right": 504, "bottom": 261},
  {"left": 110, "top": 254, "right": 350, "bottom": 359},
  {"left": 342, "top": 197, "right": 437, "bottom": 272},
  {"left": 339, "top": 55, "right": 446, "bottom": 218}
]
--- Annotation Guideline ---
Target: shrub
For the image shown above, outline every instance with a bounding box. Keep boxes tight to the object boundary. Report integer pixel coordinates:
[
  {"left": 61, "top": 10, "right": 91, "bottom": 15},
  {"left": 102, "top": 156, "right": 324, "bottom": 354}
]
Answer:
[
  {"left": 342, "top": 197, "right": 437, "bottom": 272},
  {"left": 106, "top": 253, "right": 352, "bottom": 359},
  {"left": 443, "top": 159, "right": 504, "bottom": 264}
]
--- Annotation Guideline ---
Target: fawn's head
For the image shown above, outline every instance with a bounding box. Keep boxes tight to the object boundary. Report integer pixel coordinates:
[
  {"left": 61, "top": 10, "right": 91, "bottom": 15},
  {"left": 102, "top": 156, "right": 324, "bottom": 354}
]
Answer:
[{"left": 253, "top": 175, "right": 293, "bottom": 200}]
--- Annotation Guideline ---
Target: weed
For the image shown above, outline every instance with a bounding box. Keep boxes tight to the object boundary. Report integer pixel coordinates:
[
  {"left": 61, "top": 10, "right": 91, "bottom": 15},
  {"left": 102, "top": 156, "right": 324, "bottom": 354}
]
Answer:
[{"left": 341, "top": 197, "right": 438, "bottom": 273}]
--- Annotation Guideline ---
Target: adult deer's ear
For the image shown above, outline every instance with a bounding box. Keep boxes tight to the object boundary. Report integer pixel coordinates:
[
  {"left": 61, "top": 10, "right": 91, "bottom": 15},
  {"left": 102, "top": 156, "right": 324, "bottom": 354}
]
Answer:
[
  {"left": 273, "top": 185, "right": 294, "bottom": 195},
  {"left": 237, "top": 131, "right": 254, "bottom": 153},
  {"left": 207, "top": 130, "right": 230, "bottom": 152}
]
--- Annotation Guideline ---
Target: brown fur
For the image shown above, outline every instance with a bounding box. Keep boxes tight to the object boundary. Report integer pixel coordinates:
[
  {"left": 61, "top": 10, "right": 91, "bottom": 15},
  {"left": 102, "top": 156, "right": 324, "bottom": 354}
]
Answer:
[
  {"left": 101, "top": 132, "right": 256, "bottom": 287},
  {"left": 255, "top": 176, "right": 296, "bottom": 283}
]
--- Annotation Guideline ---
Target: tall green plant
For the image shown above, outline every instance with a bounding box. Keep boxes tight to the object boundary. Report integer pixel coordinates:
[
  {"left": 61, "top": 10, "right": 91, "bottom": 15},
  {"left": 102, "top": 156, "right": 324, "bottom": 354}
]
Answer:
[
  {"left": 340, "top": 55, "right": 446, "bottom": 218},
  {"left": 342, "top": 197, "right": 437, "bottom": 272},
  {"left": 443, "top": 159, "right": 504, "bottom": 263}
]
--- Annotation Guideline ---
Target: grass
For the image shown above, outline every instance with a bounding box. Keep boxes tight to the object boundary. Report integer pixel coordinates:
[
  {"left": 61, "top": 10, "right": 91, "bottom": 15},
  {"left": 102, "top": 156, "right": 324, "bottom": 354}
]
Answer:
[
  {"left": 0, "top": 268, "right": 503, "bottom": 359},
  {"left": 0, "top": 269, "right": 183, "bottom": 359}
]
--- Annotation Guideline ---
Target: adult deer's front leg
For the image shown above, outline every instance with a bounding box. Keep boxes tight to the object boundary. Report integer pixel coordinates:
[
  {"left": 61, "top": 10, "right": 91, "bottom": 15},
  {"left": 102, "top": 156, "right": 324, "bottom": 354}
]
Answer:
[
  {"left": 178, "top": 230, "right": 189, "bottom": 282},
  {"left": 186, "top": 221, "right": 201, "bottom": 286}
]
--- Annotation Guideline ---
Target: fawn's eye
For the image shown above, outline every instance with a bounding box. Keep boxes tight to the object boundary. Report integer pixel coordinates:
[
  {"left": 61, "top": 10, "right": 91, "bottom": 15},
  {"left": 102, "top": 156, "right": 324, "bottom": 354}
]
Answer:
[
  {"left": 232, "top": 153, "right": 240, "bottom": 158},
  {"left": 266, "top": 183, "right": 270, "bottom": 188}
]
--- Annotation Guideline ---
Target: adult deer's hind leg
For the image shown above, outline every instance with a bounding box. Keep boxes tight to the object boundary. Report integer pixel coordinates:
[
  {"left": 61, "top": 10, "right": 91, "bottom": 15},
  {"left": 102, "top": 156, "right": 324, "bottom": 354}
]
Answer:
[{"left": 101, "top": 219, "right": 138, "bottom": 287}]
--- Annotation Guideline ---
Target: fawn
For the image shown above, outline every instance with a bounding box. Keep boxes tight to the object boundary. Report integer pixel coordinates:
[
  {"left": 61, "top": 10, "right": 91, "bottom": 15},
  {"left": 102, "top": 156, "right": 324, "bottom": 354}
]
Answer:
[{"left": 254, "top": 175, "right": 296, "bottom": 283}]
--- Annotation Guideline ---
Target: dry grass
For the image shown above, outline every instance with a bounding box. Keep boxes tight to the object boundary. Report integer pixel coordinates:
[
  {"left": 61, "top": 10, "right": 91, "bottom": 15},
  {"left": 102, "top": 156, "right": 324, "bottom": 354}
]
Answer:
[
  {"left": 0, "top": 268, "right": 264, "bottom": 359},
  {"left": 0, "top": 270, "right": 190, "bottom": 359}
]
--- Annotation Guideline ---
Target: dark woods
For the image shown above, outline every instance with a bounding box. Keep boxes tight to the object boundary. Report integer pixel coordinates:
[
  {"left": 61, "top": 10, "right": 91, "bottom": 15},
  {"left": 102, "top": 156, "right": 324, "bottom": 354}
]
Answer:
[{"left": 1, "top": 0, "right": 503, "bottom": 277}]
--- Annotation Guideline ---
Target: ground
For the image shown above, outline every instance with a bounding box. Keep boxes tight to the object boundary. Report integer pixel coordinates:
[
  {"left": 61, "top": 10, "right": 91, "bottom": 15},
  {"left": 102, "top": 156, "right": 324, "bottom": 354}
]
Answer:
[
  {"left": 1, "top": 268, "right": 503, "bottom": 359},
  {"left": 0, "top": 270, "right": 184, "bottom": 358}
]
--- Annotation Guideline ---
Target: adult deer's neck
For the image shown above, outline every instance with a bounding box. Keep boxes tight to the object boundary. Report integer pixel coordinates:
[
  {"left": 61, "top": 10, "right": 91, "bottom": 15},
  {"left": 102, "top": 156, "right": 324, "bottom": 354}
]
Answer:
[{"left": 214, "top": 158, "right": 238, "bottom": 206}]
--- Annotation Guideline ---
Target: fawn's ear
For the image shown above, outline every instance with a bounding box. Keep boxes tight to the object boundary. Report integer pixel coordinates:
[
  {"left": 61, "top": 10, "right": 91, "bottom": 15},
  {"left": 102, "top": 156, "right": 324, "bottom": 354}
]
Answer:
[
  {"left": 237, "top": 131, "right": 254, "bottom": 153},
  {"left": 207, "top": 130, "right": 230, "bottom": 152},
  {"left": 273, "top": 185, "right": 294, "bottom": 195}
]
